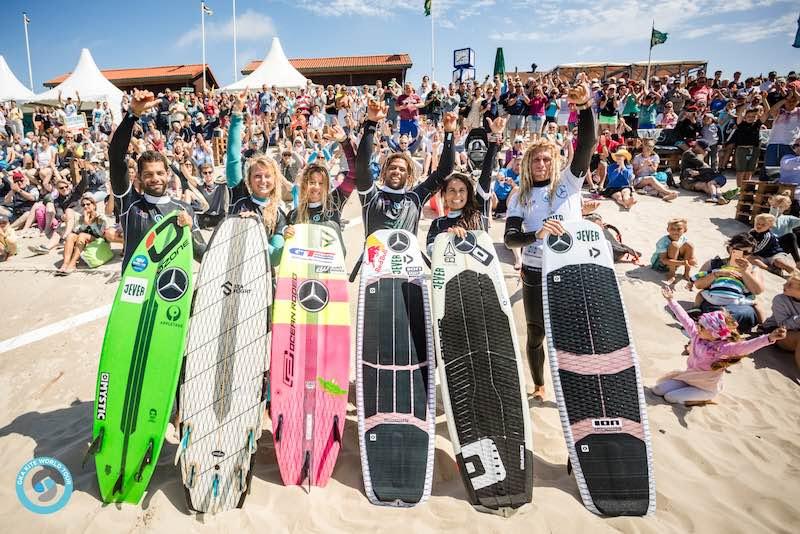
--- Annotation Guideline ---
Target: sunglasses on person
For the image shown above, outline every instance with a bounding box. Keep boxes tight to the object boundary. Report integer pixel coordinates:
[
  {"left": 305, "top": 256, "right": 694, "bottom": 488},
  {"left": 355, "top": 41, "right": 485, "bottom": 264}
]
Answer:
[
  {"left": 202, "top": 170, "right": 214, "bottom": 174},
  {"left": 794, "top": 143, "right": 800, "bottom": 148},
  {"left": 81, "top": 201, "right": 94, "bottom": 207},
  {"left": 57, "top": 185, "right": 70, "bottom": 190}
]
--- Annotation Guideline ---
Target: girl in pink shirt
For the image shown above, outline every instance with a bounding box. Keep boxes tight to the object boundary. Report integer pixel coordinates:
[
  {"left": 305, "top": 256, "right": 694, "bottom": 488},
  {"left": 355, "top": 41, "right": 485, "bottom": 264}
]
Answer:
[{"left": 654, "top": 286, "right": 786, "bottom": 405}]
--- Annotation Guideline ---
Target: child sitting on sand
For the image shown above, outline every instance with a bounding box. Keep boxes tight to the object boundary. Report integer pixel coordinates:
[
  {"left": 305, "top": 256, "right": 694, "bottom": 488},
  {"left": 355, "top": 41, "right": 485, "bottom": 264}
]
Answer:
[
  {"left": 602, "top": 149, "right": 636, "bottom": 209},
  {"left": 654, "top": 286, "right": 785, "bottom": 405},
  {"left": 767, "top": 192, "right": 800, "bottom": 261},
  {"left": 748, "top": 213, "right": 797, "bottom": 276},
  {"left": 651, "top": 218, "right": 696, "bottom": 282}
]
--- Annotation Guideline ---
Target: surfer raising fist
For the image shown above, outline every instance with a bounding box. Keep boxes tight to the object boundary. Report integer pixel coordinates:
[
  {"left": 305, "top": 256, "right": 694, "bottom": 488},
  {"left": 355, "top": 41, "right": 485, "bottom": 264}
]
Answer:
[
  {"left": 504, "top": 72, "right": 597, "bottom": 401},
  {"left": 108, "top": 90, "right": 207, "bottom": 270}
]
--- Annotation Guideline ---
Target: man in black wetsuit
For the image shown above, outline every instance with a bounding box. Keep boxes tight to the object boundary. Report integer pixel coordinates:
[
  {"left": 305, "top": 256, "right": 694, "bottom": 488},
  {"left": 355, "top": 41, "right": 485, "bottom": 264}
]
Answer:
[
  {"left": 109, "top": 89, "right": 206, "bottom": 270},
  {"left": 354, "top": 100, "right": 457, "bottom": 236}
]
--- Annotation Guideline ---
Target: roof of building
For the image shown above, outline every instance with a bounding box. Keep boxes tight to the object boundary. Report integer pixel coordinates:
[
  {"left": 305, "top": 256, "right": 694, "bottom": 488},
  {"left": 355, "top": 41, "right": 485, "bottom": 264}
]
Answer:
[
  {"left": 44, "top": 64, "right": 219, "bottom": 88},
  {"left": 242, "top": 53, "right": 413, "bottom": 75}
]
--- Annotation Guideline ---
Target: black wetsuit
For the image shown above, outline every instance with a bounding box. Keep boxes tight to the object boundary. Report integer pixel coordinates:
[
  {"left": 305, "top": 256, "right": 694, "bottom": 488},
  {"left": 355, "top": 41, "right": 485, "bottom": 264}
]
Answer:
[
  {"left": 355, "top": 120, "right": 454, "bottom": 235},
  {"left": 503, "top": 108, "right": 597, "bottom": 387},
  {"left": 425, "top": 139, "right": 497, "bottom": 251},
  {"left": 109, "top": 112, "right": 207, "bottom": 270}
]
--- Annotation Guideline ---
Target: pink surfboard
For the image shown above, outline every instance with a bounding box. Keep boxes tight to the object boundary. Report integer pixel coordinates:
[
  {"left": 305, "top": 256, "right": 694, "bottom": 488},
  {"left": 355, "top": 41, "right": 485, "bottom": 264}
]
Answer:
[{"left": 270, "top": 224, "right": 350, "bottom": 487}]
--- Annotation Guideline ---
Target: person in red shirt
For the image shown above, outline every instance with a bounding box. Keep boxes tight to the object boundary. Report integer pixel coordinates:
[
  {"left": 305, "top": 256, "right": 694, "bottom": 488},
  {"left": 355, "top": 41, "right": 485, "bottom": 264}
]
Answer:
[
  {"left": 588, "top": 129, "right": 620, "bottom": 191},
  {"left": 689, "top": 74, "right": 711, "bottom": 105},
  {"left": 295, "top": 87, "right": 313, "bottom": 116},
  {"left": 395, "top": 82, "right": 424, "bottom": 139}
]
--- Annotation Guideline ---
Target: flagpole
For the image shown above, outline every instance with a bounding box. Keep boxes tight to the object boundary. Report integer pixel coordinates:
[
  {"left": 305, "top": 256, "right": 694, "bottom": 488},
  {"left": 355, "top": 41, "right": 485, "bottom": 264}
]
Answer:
[
  {"left": 232, "top": 0, "right": 238, "bottom": 81},
  {"left": 431, "top": 6, "right": 436, "bottom": 81},
  {"left": 645, "top": 20, "right": 654, "bottom": 90},
  {"left": 23, "top": 12, "right": 33, "bottom": 90},
  {"left": 202, "top": 2, "right": 207, "bottom": 93}
]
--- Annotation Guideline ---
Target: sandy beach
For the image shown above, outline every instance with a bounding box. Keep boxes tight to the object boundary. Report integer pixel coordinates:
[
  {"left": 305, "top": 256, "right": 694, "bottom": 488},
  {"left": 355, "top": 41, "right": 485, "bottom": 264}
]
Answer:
[{"left": 1, "top": 188, "right": 799, "bottom": 533}]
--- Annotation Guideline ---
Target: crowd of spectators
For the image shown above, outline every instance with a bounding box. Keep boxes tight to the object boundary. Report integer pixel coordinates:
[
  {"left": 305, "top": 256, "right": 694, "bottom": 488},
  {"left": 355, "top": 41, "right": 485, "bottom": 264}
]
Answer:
[{"left": 1, "top": 65, "right": 800, "bottom": 369}]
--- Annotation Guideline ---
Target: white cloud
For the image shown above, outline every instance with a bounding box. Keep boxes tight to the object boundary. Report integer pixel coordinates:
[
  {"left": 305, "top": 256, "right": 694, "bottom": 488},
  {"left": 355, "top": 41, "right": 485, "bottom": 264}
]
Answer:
[
  {"left": 684, "top": 12, "right": 795, "bottom": 43},
  {"left": 176, "top": 9, "right": 276, "bottom": 47},
  {"left": 294, "top": 0, "right": 414, "bottom": 17}
]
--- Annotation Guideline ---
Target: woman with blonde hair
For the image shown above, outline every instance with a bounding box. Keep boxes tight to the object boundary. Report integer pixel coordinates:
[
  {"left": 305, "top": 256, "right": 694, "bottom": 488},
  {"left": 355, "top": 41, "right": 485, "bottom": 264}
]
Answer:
[
  {"left": 56, "top": 193, "right": 108, "bottom": 275},
  {"left": 504, "top": 73, "right": 597, "bottom": 400},
  {"left": 227, "top": 90, "right": 287, "bottom": 266},
  {"left": 284, "top": 122, "right": 356, "bottom": 249}
]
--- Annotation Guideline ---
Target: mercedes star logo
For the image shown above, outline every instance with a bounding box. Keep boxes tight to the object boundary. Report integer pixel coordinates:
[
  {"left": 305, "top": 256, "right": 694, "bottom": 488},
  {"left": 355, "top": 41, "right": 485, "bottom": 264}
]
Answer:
[
  {"left": 453, "top": 232, "right": 476, "bottom": 253},
  {"left": 157, "top": 267, "right": 189, "bottom": 301},
  {"left": 387, "top": 231, "right": 410, "bottom": 252},
  {"left": 297, "top": 280, "right": 329, "bottom": 312},
  {"left": 547, "top": 232, "right": 573, "bottom": 254}
]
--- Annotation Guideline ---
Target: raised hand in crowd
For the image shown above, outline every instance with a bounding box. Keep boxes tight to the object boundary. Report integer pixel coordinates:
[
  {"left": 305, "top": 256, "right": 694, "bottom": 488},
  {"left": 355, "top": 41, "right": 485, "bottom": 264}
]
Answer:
[
  {"left": 366, "top": 99, "right": 388, "bottom": 122},
  {"left": 232, "top": 89, "right": 248, "bottom": 114},
  {"left": 130, "top": 89, "right": 161, "bottom": 116},
  {"left": 442, "top": 111, "right": 458, "bottom": 132}
]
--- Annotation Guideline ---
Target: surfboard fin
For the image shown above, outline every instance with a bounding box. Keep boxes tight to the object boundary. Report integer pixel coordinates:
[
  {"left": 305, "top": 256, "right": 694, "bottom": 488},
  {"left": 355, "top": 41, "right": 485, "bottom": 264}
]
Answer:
[
  {"left": 134, "top": 439, "right": 154, "bottom": 482},
  {"left": 274, "top": 414, "right": 284, "bottom": 442},
  {"left": 186, "top": 464, "right": 196, "bottom": 489},
  {"left": 112, "top": 471, "right": 124, "bottom": 495},
  {"left": 247, "top": 428, "right": 256, "bottom": 454},
  {"left": 174, "top": 424, "right": 192, "bottom": 465},
  {"left": 237, "top": 466, "right": 245, "bottom": 492},
  {"left": 300, "top": 451, "right": 311, "bottom": 493},
  {"left": 349, "top": 252, "right": 363, "bottom": 283},
  {"left": 212, "top": 473, "right": 220, "bottom": 498},
  {"left": 567, "top": 457, "right": 572, "bottom": 476},
  {"left": 82, "top": 427, "right": 104, "bottom": 468},
  {"left": 332, "top": 416, "right": 341, "bottom": 445}
]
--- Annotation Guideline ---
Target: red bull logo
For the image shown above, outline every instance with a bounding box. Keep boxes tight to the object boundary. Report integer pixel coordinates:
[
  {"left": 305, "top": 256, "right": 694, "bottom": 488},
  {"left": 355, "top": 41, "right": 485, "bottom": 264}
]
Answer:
[{"left": 365, "top": 236, "right": 387, "bottom": 272}]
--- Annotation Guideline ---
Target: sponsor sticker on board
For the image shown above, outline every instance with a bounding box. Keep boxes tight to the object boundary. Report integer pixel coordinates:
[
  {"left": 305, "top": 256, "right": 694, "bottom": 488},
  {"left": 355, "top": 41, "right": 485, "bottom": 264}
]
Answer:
[{"left": 120, "top": 277, "right": 148, "bottom": 304}]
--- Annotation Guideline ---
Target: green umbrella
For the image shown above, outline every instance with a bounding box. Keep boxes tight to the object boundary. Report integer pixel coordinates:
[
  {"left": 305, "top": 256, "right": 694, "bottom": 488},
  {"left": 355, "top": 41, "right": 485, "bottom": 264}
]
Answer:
[{"left": 493, "top": 48, "right": 506, "bottom": 81}]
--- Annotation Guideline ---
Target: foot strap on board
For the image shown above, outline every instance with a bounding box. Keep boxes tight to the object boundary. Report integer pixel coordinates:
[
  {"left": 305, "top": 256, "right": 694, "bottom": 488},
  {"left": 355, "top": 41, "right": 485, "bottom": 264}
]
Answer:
[
  {"left": 332, "top": 416, "right": 341, "bottom": 444},
  {"left": 82, "top": 427, "right": 105, "bottom": 468},
  {"left": 134, "top": 440, "right": 154, "bottom": 482}
]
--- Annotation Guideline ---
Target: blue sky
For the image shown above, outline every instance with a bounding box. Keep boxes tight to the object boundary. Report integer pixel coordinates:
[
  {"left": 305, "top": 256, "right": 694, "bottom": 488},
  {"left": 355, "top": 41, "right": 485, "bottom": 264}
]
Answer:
[{"left": 1, "top": 0, "right": 797, "bottom": 90}]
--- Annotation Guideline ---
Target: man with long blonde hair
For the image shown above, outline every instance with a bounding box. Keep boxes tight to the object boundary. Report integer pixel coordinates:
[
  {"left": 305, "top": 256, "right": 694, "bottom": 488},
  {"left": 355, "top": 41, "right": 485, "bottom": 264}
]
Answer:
[{"left": 504, "top": 73, "right": 598, "bottom": 400}]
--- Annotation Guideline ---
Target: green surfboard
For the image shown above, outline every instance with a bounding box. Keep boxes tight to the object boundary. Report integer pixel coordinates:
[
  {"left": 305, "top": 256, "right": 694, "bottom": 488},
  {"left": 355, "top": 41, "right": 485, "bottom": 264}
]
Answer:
[{"left": 88, "top": 211, "right": 194, "bottom": 504}]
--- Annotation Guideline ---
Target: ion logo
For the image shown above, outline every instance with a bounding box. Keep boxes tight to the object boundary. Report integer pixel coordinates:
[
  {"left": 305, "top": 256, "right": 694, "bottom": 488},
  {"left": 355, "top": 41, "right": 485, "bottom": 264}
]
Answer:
[
  {"left": 96, "top": 373, "right": 109, "bottom": 420},
  {"left": 15, "top": 457, "right": 73, "bottom": 514},
  {"left": 591, "top": 418, "right": 623, "bottom": 432},
  {"left": 156, "top": 268, "right": 188, "bottom": 302},
  {"left": 130, "top": 255, "right": 149, "bottom": 272},
  {"left": 121, "top": 277, "right": 148, "bottom": 304}
]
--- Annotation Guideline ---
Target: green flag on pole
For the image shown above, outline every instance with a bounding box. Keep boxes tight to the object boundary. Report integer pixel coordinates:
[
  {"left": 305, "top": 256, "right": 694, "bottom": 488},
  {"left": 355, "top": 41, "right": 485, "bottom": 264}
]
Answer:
[
  {"left": 650, "top": 28, "right": 668, "bottom": 48},
  {"left": 424, "top": 0, "right": 432, "bottom": 16},
  {"left": 493, "top": 48, "right": 506, "bottom": 81}
]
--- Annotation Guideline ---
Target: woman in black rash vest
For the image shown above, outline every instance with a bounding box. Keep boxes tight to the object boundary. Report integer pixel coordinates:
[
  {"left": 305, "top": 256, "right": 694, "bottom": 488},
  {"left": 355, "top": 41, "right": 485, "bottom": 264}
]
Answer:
[
  {"left": 284, "top": 122, "right": 357, "bottom": 252},
  {"left": 425, "top": 116, "right": 507, "bottom": 253},
  {"left": 504, "top": 74, "right": 598, "bottom": 400},
  {"left": 354, "top": 100, "right": 457, "bottom": 236}
]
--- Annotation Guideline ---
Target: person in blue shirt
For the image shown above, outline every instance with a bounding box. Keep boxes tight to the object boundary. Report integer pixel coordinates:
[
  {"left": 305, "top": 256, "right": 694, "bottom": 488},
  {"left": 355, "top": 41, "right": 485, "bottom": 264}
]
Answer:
[
  {"left": 492, "top": 154, "right": 520, "bottom": 217},
  {"left": 602, "top": 148, "right": 636, "bottom": 209}
]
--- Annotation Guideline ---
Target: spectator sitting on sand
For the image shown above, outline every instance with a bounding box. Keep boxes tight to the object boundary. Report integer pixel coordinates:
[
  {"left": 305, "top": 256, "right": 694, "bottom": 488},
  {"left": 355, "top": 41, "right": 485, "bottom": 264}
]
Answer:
[
  {"left": 748, "top": 213, "right": 797, "bottom": 277},
  {"left": 762, "top": 273, "right": 800, "bottom": 370},
  {"left": 651, "top": 218, "right": 696, "bottom": 283}
]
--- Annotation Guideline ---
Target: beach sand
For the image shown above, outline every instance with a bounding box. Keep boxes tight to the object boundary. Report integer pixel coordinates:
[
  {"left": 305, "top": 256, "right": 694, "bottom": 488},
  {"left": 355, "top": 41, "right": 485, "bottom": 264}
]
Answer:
[{"left": 0, "top": 189, "right": 798, "bottom": 533}]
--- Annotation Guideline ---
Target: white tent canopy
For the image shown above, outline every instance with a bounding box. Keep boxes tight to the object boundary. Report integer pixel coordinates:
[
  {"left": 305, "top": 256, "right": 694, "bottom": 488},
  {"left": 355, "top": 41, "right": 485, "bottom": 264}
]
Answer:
[
  {"left": 222, "top": 37, "right": 308, "bottom": 92},
  {"left": 0, "top": 55, "right": 35, "bottom": 103},
  {"left": 31, "top": 48, "right": 123, "bottom": 124}
]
